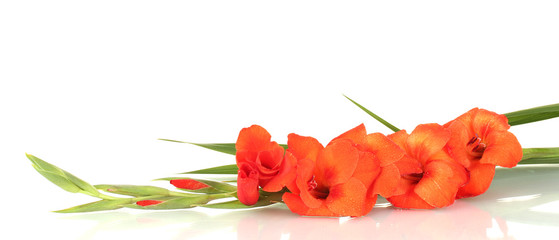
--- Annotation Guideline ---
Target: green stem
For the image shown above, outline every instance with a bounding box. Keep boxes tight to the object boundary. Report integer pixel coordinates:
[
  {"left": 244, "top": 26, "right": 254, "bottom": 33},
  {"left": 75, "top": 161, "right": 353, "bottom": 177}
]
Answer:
[
  {"left": 519, "top": 148, "right": 559, "bottom": 164},
  {"left": 504, "top": 103, "right": 559, "bottom": 126}
]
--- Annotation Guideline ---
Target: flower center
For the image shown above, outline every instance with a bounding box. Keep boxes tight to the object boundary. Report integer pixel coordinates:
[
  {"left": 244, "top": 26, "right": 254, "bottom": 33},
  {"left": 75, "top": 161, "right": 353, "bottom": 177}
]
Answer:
[
  {"left": 402, "top": 172, "right": 423, "bottom": 183},
  {"left": 467, "top": 135, "right": 487, "bottom": 158},
  {"left": 307, "top": 176, "right": 329, "bottom": 199}
]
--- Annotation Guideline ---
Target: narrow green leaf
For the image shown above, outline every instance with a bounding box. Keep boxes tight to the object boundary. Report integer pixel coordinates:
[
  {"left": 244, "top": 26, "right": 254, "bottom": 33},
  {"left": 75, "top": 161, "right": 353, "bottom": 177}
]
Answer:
[
  {"left": 181, "top": 164, "right": 239, "bottom": 175},
  {"left": 200, "top": 191, "right": 283, "bottom": 209},
  {"left": 158, "top": 139, "right": 288, "bottom": 155},
  {"left": 344, "top": 95, "right": 401, "bottom": 132},
  {"left": 156, "top": 177, "right": 238, "bottom": 193},
  {"left": 519, "top": 148, "right": 559, "bottom": 165},
  {"left": 133, "top": 196, "right": 212, "bottom": 210},
  {"left": 27, "top": 154, "right": 99, "bottom": 196},
  {"left": 158, "top": 140, "right": 237, "bottom": 155},
  {"left": 55, "top": 199, "right": 133, "bottom": 213},
  {"left": 505, "top": 103, "right": 559, "bottom": 126},
  {"left": 33, "top": 168, "right": 82, "bottom": 193},
  {"left": 95, "top": 184, "right": 171, "bottom": 197}
]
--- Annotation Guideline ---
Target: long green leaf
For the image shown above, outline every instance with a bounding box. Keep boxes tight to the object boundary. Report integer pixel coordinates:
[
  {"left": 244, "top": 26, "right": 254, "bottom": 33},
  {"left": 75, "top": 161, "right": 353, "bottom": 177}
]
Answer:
[
  {"left": 199, "top": 191, "right": 284, "bottom": 209},
  {"left": 55, "top": 199, "right": 133, "bottom": 213},
  {"left": 158, "top": 139, "right": 288, "bottom": 155},
  {"left": 504, "top": 103, "right": 559, "bottom": 126},
  {"left": 134, "top": 196, "right": 212, "bottom": 210},
  {"left": 344, "top": 95, "right": 401, "bottom": 132},
  {"left": 27, "top": 154, "right": 99, "bottom": 197},
  {"left": 519, "top": 148, "right": 559, "bottom": 165},
  {"left": 159, "top": 140, "right": 238, "bottom": 155},
  {"left": 95, "top": 184, "right": 171, "bottom": 197},
  {"left": 180, "top": 164, "right": 239, "bottom": 175}
]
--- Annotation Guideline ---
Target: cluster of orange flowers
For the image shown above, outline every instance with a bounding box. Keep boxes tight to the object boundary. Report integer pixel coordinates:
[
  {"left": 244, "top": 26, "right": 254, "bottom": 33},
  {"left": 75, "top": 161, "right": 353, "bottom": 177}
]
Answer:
[{"left": 234, "top": 108, "right": 523, "bottom": 217}]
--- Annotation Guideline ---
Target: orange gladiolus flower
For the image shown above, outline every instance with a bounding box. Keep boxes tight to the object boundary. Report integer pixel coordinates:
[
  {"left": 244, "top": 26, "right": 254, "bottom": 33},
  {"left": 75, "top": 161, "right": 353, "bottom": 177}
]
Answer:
[
  {"left": 384, "top": 124, "right": 468, "bottom": 209},
  {"left": 282, "top": 124, "right": 381, "bottom": 217},
  {"left": 236, "top": 125, "right": 297, "bottom": 205},
  {"left": 444, "top": 108, "right": 523, "bottom": 198}
]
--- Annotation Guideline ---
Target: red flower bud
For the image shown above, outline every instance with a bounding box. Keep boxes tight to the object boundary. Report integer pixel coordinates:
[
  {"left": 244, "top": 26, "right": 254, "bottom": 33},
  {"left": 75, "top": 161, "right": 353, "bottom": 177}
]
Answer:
[
  {"left": 237, "top": 162, "right": 260, "bottom": 205},
  {"left": 170, "top": 179, "right": 210, "bottom": 190},
  {"left": 136, "top": 200, "right": 163, "bottom": 206}
]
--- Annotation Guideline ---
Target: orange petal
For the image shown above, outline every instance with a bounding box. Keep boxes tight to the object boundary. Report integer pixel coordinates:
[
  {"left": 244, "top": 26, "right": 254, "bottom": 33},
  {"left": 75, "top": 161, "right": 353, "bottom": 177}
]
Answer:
[
  {"left": 392, "top": 155, "right": 424, "bottom": 195},
  {"left": 351, "top": 151, "right": 381, "bottom": 190},
  {"left": 457, "top": 162, "right": 495, "bottom": 198},
  {"left": 329, "top": 124, "right": 367, "bottom": 146},
  {"left": 482, "top": 131, "right": 523, "bottom": 168},
  {"left": 296, "top": 158, "right": 323, "bottom": 208},
  {"left": 414, "top": 160, "right": 467, "bottom": 208},
  {"left": 316, "top": 139, "right": 359, "bottom": 187},
  {"left": 387, "top": 188, "right": 434, "bottom": 209},
  {"left": 282, "top": 192, "right": 337, "bottom": 217},
  {"left": 236, "top": 125, "right": 273, "bottom": 152},
  {"left": 406, "top": 123, "right": 450, "bottom": 163},
  {"left": 372, "top": 164, "right": 400, "bottom": 198},
  {"left": 287, "top": 133, "right": 324, "bottom": 162},
  {"left": 326, "top": 177, "right": 376, "bottom": 217},
  {"left": 364, "top": 132, "right": 405, "bottom": 166},
  {"left": 444, "top": 119, "right": 474, "bottom": 168},
  {"left": 388, "top": 130, "right": 409, "bottom": 149},
  {"left": 255, "top": 144, "right": 285, "bottom": 178},
  {"left": 470, "top": 108, "right": 510, "bottom": 137},
  {"left": 262, "top": 151, "right": 297, "bottom": 192}
]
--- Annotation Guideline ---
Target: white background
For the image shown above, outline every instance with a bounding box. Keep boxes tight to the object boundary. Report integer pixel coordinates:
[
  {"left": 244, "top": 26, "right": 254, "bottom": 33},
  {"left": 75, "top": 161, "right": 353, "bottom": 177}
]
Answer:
[{"left": 2, "top": 1, "right": 559, "bottom": 239}]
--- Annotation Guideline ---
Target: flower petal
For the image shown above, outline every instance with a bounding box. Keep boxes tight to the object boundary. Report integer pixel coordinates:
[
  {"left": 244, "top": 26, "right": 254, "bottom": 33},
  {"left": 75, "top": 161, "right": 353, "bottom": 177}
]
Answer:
[
  {"left": 351, "top": 151, "right": 381, "bottom": 190},
  {"left": 482, "top": 131, "right": 523, "bottom": 168},
  {"left": 282, "top": 192, "right": 337, "bottom": 217},
  {"left": 470, "top": 108, "right": 510, "bottom": 137},
  {"left": 236, "top": 125, "right": 273, "bottom": 152},
  {"left": 372, "top": 164, "right": 400, "bottom": 198},
  {"left": 287, "top": 133, "right": 324, "bottom": 162},
  {"left": 414, "top": 160, "right": 467, "bottom": 208},
  {"left": 444, "top": 119, "right": 474, "bottom": 168},
  {"left": 457, "top": 162, "right": 495, "bottom": 198},
  {"left": 326, "top": 177, "right": 376, "bottom": 217},
  {"left": 296, "top": 158, "right": 322, "bottom": 208},
  {"left": 364, "top": 132, "right": 405, "bottom": 166},
  {"left": 316, "top": 139, "right": 359, "bottom": 187},
  {"left": 329, "top": 124, "right": 367, "bottom": 146},
  {"left": 406, "top": 124, "right": 450, "bottom": 163},
  {"left": 387, "top": 188, "right": 434, "bottom": 209},
  {"left": 262, "top": 151, "right": 297, "bottom": 192}
]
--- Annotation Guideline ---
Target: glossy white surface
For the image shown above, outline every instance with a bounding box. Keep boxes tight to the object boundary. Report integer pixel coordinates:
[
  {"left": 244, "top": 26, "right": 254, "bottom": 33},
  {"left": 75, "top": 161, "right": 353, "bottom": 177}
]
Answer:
[
  {"left": 2, "top": 1, "right": 559, "bottom": 239},
  {"left": 11, "top": 165, "right": 559, "bottom": 240}
]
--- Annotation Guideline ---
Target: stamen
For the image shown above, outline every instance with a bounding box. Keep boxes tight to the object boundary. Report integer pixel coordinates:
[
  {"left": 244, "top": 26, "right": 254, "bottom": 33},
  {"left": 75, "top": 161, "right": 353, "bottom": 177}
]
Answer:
[{"left": 467, "top": 134, "right": 486, "bottom": 157}]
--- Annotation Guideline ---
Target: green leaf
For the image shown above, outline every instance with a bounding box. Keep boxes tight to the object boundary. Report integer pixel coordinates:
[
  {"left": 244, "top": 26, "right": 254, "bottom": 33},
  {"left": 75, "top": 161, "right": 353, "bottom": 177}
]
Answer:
[
  {"left": 519, "top": 148, "right": 559, "bottom": 165},
  {"left": 27, "top": 154, "right": 99, "bottom": 197},
  {"left": 156, "top": 177, "right": 238, "bottom": 193},
  {"left": 158, "top": 139, "right": 287, "bottom": 155},
  {"left": 200, "top": 191, "right": 284, "bottom": 209},
  {"left": 95, "top": 184, "right": 171, "bottom": 197},
  {"left": 344, "top": 95, "right": 401, "bottom": 132},
  {"left": 55, "top": 199, "right": 133, "bottom": 213},
  {"left": 134, "top": 196, "right": 212, "bottom": 210},
  {"left": 181, "top": 164, "right": 239, "bottom": 175},
  {"left": 158, "top": 140, "right": 238, "bottom": 155},
  {"left": 504, "top": 103, "right": 559, "bottom": 126}
]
